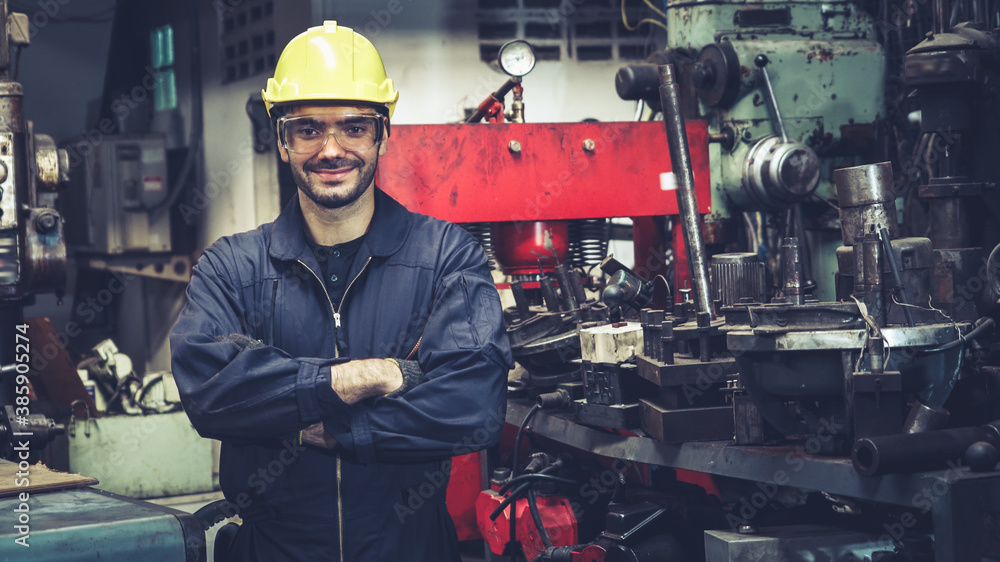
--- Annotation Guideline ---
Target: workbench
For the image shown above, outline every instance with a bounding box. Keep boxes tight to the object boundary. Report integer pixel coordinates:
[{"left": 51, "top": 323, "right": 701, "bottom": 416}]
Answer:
[{"left": 508, "top": 400, "right": 1000, "bottom": 561}]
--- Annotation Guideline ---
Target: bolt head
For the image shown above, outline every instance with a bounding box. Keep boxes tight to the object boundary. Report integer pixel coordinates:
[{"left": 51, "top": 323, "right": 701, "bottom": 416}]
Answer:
[
  {"left": 582, "top": 139, "right": 596, "bottom": 152},
  {"left": 508, "top": 140, "right": 522, "bottom": 153},
  {"left": 35, "top": 212, "right": 58, "bottom": 233}
]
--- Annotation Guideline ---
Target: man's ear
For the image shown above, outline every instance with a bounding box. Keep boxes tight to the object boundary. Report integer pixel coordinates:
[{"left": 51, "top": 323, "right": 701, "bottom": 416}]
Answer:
[{"left": 378, "top": 134, "right": 389, "bottom": 156}]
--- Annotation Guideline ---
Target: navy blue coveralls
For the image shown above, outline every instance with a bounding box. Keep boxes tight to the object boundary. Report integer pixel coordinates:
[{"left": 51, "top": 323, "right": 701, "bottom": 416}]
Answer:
[{"left": 170, "top": 188, "right": 513, "bottom": 561}]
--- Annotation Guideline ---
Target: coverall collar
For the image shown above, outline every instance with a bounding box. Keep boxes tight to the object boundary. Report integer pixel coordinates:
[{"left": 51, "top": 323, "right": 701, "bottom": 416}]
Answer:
[{"left": 269, "top": 186, "right": 411, "bottom": 263}]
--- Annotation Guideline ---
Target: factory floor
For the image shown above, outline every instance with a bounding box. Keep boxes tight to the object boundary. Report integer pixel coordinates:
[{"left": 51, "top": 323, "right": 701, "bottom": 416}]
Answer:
[{"left": 154, "top": 492, "right": 489, "bottom": 561}]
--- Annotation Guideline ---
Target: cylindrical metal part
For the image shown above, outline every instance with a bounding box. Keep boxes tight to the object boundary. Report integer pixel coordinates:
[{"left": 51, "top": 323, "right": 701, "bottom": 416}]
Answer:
[
  {"left": 879, "top": 227, "right": 915, "bottom": 327},
  {"left": 781, "top": 237, "right": 806, "bottom": 305},
  {"left": 868, "top": 334, "right": 884, "bottom": 374},
  {"left": 929, "top": 197, "right": 971, "bottom": 249},
  {"left": 554, "top": 263, "right": 578, "bottom": 310},
  {"left": 854, "top": 234, "right": 886, "bottom": 327},
  {"left": 640, "top": 308, "right": 664, "bottom": 360},
  {"left": 510, "top": 281, "right": 533, "bottom": 322},
  {"left": 568, "top": 267, "right": 587, "bottom": 307},
  {"left": 903, "top": 400, "right": 950, "bottom": 434},
  {"left": 539, "top": 277, "right": 561, "bottom": 312},
  {"left": 834, "top": 163, "right": 900, "bottom": 246},
  {"left": 697, "top": 311, "right": 711, "bottom": 362},
  {"left": 710, "top": 253, "right": 766, "bottom": 307},
  {"left": 661, "top": 319, "right": 674, "bottom": 365},
  {"left": 852, "top": 422, "right": 1000, "bottom": 476},
  {"left": 658, "top": 64, "right": 713, "bottom": 318},
  {"left": 640, "top": 308, "right": 652, "bottom": 357}
]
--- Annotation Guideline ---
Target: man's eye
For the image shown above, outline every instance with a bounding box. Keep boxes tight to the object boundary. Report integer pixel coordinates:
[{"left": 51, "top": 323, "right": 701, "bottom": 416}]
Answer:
[
  {"left": 297, "top": 127, "right": 323, "bottom": 137},
  {"left": 345, "top": 125, "right": 368, "bottom": 136}
]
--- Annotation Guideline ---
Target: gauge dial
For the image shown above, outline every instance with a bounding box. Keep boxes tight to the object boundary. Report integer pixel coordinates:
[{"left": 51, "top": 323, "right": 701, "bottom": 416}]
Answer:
[{"left": 498, "top": 40, "right": 536, "bottom": 77}]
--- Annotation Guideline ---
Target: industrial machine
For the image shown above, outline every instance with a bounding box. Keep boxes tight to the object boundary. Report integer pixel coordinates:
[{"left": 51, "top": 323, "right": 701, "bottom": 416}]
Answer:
[
  {"left": 0, "top": 1, "right": 208, "bottom": 559},
  {"left": 372, "top": 0, "right": 1000, "bottom": 557}
]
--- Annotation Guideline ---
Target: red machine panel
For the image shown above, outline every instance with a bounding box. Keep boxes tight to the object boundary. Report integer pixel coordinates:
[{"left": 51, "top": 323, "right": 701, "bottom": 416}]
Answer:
[{"left": 376, "top": 121, "right": 711, "bottom": 222}]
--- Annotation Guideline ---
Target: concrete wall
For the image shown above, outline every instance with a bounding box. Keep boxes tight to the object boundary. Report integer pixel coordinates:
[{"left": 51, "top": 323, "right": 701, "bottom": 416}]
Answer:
[{"left": 315, "top": 0, "right": 640, "bottom": 126}]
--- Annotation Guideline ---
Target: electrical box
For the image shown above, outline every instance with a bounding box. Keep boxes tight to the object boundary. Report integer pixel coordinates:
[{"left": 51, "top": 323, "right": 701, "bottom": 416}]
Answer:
[{"left": 62, "top": 134, "right": 171, "bottom": 254}]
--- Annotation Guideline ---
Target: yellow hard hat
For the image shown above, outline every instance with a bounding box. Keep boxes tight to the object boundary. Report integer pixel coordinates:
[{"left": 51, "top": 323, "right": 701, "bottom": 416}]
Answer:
[{"left": 262, "top": 21, "right": 399, "bottom": 118}]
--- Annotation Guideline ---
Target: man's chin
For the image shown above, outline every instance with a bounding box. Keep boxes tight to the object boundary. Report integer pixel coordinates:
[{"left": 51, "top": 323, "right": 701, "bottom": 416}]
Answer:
[{"left": 302, "top": 183, "right": 368, "bottom": 210}]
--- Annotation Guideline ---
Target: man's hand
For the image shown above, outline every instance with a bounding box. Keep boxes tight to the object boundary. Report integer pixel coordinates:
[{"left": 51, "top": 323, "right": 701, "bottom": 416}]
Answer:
[
  {"left": 329, "top": 359, "right": 403, "bottom": 404},
  {"left": 301, "top": 422, "right": 338, "bottom": 449}
]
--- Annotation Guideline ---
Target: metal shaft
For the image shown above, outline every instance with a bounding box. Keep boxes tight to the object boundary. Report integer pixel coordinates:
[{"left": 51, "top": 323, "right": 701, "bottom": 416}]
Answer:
[
  {"left": 879, "top": 227, "right": 915, "bottom": 327},
  {"left": 658, "top": 64, "right": 713, "bottom": 318},
  {"left": 852, "top": 422, "right": 1000, "bottom": 476},
  {"left": 781, "top": 237, "right": 806, "bottom": 305},
  {"left": 755, "top": 57, "right": 788, "bottom": 143}
]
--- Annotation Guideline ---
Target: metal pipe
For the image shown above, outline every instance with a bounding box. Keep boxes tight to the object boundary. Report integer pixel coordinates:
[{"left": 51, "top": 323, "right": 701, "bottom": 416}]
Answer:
[
  {"left": 903, "top": 400, "right": 950, "bottom": 434},
  {"left": 852, "top": 421, "right": 1000, "bottom": 476},
  {"left": 539, "top": 276, "right": 562, "bottom": 313},
  {"left": 554, "top": 263, "right": 579, "bottom": 310},
  {"left": 510, "top": 281, "right": 533, "bottom": 321},
  {"left": 754, "top": 55, "right": 788, "bottom": 143},
  {"left": 781, "top": 237, "right": 806, "bottom": 305},
  {"left": 466, "top": 76, "right": 521, "bottom": 123},
  {"left": 933, "top": 0, "right": 947, "bottom": 33},
  {"left": 879, "top": 227, "right": 915, "bottom": 327},
  {"left": 657, "top": 64, "right": 713, "bottom": 318}
]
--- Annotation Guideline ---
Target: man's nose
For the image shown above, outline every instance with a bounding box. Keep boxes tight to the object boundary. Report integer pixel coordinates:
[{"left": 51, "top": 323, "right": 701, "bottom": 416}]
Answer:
[{"left": 316, "top": 132, "right": 349, "bottom": 159}]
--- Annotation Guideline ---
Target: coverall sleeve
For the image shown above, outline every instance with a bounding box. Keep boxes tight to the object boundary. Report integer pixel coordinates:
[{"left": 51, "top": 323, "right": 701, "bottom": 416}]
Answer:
[
  {"left": 170, "top": 240, "right": 350, "bottom": 441},
  {"left": 324, "top": 238, "right": 515, "bottom": 464}
]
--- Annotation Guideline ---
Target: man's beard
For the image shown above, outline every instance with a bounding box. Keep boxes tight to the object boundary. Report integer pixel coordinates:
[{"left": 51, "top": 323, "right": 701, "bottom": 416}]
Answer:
[{"left": 294, "top": 153, "right": 379, "bottom": 209}]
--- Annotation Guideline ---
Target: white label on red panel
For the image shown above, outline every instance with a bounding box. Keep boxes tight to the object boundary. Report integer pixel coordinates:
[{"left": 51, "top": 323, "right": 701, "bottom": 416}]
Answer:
[{"left": 660, "top": 172, "right": 677, "bottom": 191}]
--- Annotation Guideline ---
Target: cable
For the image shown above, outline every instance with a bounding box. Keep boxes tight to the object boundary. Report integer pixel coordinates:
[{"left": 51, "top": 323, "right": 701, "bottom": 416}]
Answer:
[
  {"left": 511, "top": 403, "right": 540, "bottom": 479},
  {"left": 920, "top": 317, "right": 995, "bottom": 354},
  {"left": 498, "top": 473, "right": 577, "bottom": 495},
  {"left": 642, "top": 0, "right": 667, "bottom": 18},
  {"left": 508, "top": 403, "right": 540, "bottom": 562},
  {"left": 527, "top": 489, "right": 553, "bottom": 549},
  {"left": 621, "top": 0, "right": 668, "bottom": 32}
]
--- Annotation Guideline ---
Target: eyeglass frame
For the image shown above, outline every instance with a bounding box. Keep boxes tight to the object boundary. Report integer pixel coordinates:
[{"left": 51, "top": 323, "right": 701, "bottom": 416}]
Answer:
[{"left": 277, "top": 112, "right": 387, "bottom": 155}]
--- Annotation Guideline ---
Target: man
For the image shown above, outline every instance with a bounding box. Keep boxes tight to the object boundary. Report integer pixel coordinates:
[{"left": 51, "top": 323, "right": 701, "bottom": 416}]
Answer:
[{"left": 170, "top": 21, "right": 512, "bottom": 561}]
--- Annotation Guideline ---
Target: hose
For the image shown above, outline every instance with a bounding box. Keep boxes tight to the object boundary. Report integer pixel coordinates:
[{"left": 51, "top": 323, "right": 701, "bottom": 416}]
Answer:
[
  {"left": 512, "top": 404, "right": 541, "bottom": 479},
  {"left": 498, "top": 473, "right": 576, "bottom": 495},
  {"left": 527, "top": 489, "right": 554, "bottom": 549},
  {"left": 920, "top": 317, "right": 995, "bottom": 354}
]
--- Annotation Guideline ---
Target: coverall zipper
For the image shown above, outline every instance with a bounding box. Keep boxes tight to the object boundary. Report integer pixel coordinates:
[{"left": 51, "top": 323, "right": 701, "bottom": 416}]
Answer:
[{"left": 295, "top": 256, "right": 372, "bottom": 562}]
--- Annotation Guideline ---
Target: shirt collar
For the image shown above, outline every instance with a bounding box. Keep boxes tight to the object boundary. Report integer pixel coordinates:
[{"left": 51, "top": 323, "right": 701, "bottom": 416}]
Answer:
[{"left": 268, "top": 187, "right": 411, "bottom": 262}]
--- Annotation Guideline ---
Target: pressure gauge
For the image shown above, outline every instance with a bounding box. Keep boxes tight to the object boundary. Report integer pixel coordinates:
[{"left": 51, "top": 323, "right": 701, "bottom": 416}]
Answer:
[{"left": 498, "top": 40, "right": 536, "bottom": 77}]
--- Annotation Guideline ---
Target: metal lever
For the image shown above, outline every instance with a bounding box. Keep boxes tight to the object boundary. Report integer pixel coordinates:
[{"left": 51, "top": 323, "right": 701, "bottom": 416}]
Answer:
[{"left": 754, "top": 55, "right": 788, "bottom": 143}]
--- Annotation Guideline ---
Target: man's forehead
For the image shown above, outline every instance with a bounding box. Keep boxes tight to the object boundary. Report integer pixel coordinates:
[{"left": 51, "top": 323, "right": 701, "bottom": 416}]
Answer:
[{"left": 284, "top": 103, "right": 381, "bottom": 117}]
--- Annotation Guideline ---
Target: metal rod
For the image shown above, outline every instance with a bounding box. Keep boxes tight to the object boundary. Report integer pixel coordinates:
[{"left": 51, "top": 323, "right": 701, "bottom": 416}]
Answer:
[
  {"left": 657, "top": 64, "right": 713, "bottom": 318},
  {"left": 555, "top": 263, "right": 579, "bottom": 310},
  {"left": 754, "top": 56, "right": 788, "bottom": 143},
  {"left": 466, "top": 76, "right": 521, "bottom": 123},
  {"left": 510, "top": 281, "right": 533, "bottom": 321},
  {"left": 781, "top": 237, "right": 806, "bottom": 305},
  {"left": 792, "top": 204, "right": 814, "bottom": 291},
  {"left": 879, "top": 227, "right": 915, "bottom": 327},
  {"left": 852, "top": 422, "right": 1000, "bottom": 476}
]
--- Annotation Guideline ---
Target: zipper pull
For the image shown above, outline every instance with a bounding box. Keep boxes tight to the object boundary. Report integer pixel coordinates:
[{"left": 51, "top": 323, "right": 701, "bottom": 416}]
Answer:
[{"left": 333, "top": 312, "right": 341, "bottom": 329}]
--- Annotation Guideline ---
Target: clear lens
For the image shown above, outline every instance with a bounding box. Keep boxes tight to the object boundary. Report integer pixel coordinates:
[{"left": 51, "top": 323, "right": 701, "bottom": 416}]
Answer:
[{"left": 280, "top": 114, "right": 382, "bottom": 154}]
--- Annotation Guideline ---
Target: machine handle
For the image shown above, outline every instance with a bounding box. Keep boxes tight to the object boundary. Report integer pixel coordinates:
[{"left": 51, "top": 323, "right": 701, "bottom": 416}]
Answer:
[{"left": 754, "top": 55, "right": 789, "bottom": 144}]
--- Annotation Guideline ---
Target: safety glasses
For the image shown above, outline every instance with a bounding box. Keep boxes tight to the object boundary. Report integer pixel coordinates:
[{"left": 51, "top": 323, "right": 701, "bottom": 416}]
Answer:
[{"left": 278, "top": 113, "right": 384, "bottom": 154}]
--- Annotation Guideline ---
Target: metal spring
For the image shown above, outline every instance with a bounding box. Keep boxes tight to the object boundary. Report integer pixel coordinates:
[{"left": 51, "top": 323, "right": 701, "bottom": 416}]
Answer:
[
  {"left": 568, "top": 218, "right": 610, "bottom": 269},
  {"left": 458, "top": 222, "right": 496, "bottom": 269}
]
